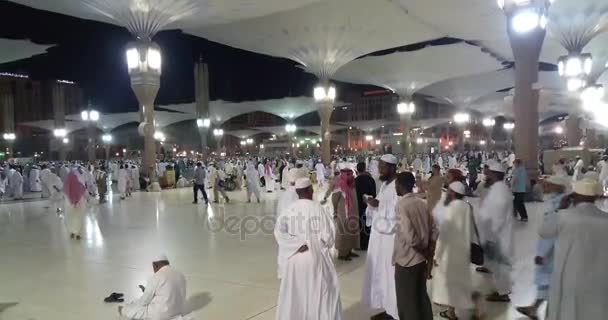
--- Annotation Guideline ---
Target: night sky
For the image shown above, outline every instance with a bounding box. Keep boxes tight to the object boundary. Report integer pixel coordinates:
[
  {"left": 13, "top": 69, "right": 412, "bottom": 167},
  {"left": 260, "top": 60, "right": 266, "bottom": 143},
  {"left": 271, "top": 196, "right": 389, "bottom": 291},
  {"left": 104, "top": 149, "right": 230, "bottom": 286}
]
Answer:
[{"left": 0, "top": 1, "right": 352, "bottom": 114}]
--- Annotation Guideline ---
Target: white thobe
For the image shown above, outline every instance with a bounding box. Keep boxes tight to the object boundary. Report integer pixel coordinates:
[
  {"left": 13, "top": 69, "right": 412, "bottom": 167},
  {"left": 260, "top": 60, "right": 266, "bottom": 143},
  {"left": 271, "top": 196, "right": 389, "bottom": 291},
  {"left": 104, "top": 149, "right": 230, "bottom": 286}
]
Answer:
[
  {"left": 29, "top": 168, "right": 42, "bottom": 192},
  {"left": 8, "top": 169, "right": 23, "bottom": 199},
  {"left": 245, "top": 168, "right": 261, "bottom": 201},
  {"left": 599, "top": 160, "right": 608, "bottom": 191},
  {"left": 46, "top": 173, "right": 63, "bottom": 210},
  {"left": 449, "top": 156, "right": 458, "bottom": 169},
  {"left": 572, "top": 159, "right": 584, "bottom": 181},
  {"left": 539, "top": 202, "right": 608, "bottom": 320},
  {"left": 479, "top": 180, "right": 514, "bottom": 295},
  {"left": 276, "top": 186, "right": 299, "bottom": 217},
  {"left": 315, "top": 163, "right": 326, "bottom": 186},
  {"left": 264, "top": 166, "right": 275, "bottom": 192},
  {"left": 412, "top": 158, "right": 423, "bottom": 173},
  {"left": 431, "top": 199, "right": 474, "bottom": 310},
  {"left": 369, "top": 160, "right": 379, "bottom": 179},
  {"left": 118, "top": 169, "right": 129, "bottom": 196},
  {"left": 131, "top": 167, "right": 140, "bottom": 191},
  {"left": 40, "top": 168, "right": 51, "bottom": 198},
  {"left": 58, "top": 167, "right": 69, "bottom": 183},
  {"left": 281, "top": 165, "right": 290, "bottom": 189},
  {"left": 274, "top": 199, "right": 342, "bottom": 320},
  {"left": 122, "top": 265, "right": 187, "bottom": 320},
  {"left": 361, "top": 180, "right": 399, "bottom": 319}
]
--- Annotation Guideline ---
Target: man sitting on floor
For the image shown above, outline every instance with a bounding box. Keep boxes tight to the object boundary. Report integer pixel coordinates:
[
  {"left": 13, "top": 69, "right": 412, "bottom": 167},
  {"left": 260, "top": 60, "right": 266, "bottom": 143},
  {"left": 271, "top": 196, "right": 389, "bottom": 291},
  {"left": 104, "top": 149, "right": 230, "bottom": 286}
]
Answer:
[{"left": 119, "top": 255, "right": 187, "bottom": 320}]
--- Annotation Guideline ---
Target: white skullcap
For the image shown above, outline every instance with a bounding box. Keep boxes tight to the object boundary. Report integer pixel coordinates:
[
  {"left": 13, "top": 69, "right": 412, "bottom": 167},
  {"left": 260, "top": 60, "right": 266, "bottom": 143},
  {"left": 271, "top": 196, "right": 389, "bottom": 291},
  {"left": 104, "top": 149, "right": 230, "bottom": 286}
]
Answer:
[
  {"left": 583, "top": 171, "right": 599, "bottom": 181},
  {"left": 154, "top": 254, "right": 169, "bottom": 262},
  {"left": 294, "top": 178, "right": 312, "bottom": 189},
  {"left": 380, "top": 154, "right": 398, "bottom": 164},
  {"left": 296, "top": 160, "right": 304, "bottom": 165},
  {"left": 488, "top": 161, "right": 505, "bottom": 173},
  {"left": 448, "top": 181, "right": 466, "bottom": 195},
  {"left": 572, "top": 178, "right": 601, "bottom": 197},
  {"left": 545, "top": 175, "right": 569, "bottom": 187}
]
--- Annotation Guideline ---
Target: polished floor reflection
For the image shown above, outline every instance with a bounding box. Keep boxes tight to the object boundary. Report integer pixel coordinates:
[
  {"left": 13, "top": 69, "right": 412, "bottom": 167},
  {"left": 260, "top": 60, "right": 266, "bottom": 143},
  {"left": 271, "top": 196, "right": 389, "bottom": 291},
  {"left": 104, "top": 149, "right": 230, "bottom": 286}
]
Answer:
[{"left": 0, "top": 187, "right": 547, "bottom": 319}]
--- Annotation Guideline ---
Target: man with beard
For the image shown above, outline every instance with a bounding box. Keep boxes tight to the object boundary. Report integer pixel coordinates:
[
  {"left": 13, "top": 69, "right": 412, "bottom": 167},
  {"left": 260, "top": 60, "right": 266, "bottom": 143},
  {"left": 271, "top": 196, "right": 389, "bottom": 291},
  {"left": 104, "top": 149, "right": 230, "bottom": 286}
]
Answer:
[{"left": 361, "top": 154, "right": 399, "bottom": 320}]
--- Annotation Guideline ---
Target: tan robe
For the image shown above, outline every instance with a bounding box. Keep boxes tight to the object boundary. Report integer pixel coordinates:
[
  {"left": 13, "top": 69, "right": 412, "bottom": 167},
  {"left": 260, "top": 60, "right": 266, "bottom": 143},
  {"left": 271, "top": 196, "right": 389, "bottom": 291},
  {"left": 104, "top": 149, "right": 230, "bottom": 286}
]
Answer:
[
  {"left": 331, "top": 187, "right": 359, "bottom": 257},
  {"left": 426, "top": 175, "right": 444, "bottom": 213}
]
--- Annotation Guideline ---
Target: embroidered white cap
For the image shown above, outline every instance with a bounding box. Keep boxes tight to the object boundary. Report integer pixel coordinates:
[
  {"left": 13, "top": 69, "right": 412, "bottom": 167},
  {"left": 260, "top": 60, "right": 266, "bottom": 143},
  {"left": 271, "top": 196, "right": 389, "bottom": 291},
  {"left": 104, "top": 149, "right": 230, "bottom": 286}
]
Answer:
[
  {"left": 488, "top": 161, "right": 505, "bottom": 173},
  {"left": 573, "top": 179, "right": 601, "bottom": 196},
  {"left": 380, "top": 154, "right": 398, "bottom": 164},
  {"left": 295, "top": 178, "right": 312, "bottom": 189},
  {"left": 448, "top": 181, "right": 466, "bottom": 195},
  {"left": 154, "top": 254, "right": 169, "bottom": 262}
]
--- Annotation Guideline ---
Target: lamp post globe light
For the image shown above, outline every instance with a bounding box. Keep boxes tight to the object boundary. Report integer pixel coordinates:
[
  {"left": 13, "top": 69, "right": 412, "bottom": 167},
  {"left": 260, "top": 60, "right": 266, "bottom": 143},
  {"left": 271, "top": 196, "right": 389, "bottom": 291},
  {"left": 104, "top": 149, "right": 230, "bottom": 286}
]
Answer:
[
  {"left": 127, "top": 39, "right": 162, "bottom": 176},
  {"left": 314, "top": 82, "right": 336, "bottom": 164},
  {"left": 453, "top": 112, "right": 470, "bottom": 151},
  {"left": 285, "top": 123, "right": 297, "bottom": 155},
  {"left": 397, "top": 100, "right": 416, "bottom": 155},
  {"left": 81, "top": 109, "right": 100, "bottom": 162}
]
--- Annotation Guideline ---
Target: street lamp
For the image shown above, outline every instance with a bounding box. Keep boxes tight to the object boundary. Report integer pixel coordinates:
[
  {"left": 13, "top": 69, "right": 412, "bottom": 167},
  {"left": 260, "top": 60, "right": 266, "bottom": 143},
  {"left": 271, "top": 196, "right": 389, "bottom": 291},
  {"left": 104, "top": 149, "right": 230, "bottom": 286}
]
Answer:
[
  {"left": 81, "top": 109, "right": 100, "bottom": 162},
  {"left": 285, "top": 123, "right": 297, "bottom": 154},
  {"left": 553, "top": 125, "right": 564, "bottom": 134},
  {"left": 314, "top": 82, "right": 336, "bottom": 165},
  {"left": 101, "top": 134, "right": 112, "bottom": 161},
  {"left": 153, "top": 131, "right": 166, "bottom": 142},
  {"left": 53, "top": 128, "right": 67, "bottom": 138},
  {"left": 482, "top": 118, "right": 496, "bottom": 127},
  {"left": 397, "top": 101, "right": 415, "bottom": 115},
  {"left": 2, "top": 133, "right": 16, "bottom": 141},
  {"left": 196, "top": 118, "right": 211, "bottom": 128},
  {"left": 504, "top": 122, "right": 515, "bottom": 130},
  {"left": 126, "top": 39, "right": 162, "bottom": 175},
  {"left": 453, "top": 112, "right": 471, "bottom": 124},
  {"left": 397, "top": 101, "right": 415, "bottom": 155},
  {"left": 581, "top": 84, "right": 605, "bottom": 112}
]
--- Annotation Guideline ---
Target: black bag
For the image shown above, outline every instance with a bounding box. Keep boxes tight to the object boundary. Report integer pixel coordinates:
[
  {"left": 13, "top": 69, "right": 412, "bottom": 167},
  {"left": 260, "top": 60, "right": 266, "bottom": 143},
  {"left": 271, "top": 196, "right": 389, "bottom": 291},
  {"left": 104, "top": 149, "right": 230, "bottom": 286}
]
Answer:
[{"left": 467, "top": 202, "right": 484, "bottom": 266}]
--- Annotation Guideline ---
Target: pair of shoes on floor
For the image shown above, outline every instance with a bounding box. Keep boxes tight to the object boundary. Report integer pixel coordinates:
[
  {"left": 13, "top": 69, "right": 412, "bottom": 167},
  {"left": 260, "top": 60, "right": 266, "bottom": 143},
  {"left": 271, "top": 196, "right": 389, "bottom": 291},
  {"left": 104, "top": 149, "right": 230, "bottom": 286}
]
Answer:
[
  {"left": 104, "top": 292, "right": 124, "bottom": 303},
  {"left": 370, "top": 311, "right": 395, "bottom": 320}
]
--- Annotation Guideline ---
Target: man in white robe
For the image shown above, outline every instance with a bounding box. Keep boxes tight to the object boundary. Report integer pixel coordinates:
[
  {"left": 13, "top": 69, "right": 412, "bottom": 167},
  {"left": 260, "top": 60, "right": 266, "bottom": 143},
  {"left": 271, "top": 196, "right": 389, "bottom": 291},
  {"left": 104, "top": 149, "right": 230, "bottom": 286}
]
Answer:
[
  {"left": 58, "top": 164, "right": 69, "bottom": 183},
  {"left": 8, "top": 167, "right": 23, "bottom": 200},
  {"left": 315, "top": 161, "right": 326, "bottom": 188},
  {"left": 40, "top": 165, "right": 52, "bottom": 198},
  {"left": 276, "top": 167, "right": 307, "bottom": 216},
  {"left": 130, "top": 165, "right": 140, "bottom": 193},
  {"left": 118, "top": 164, "right": 129, "bottom": 200},
  {"left": 431, "top": 181, "right": 476, "bottom": 319},
  {"left": 29, "top": 166, "right": 42, "bottom": 192},
  {"left": 597, "top": 156, "right": 608, "bottom": 193},
  {"left": 479, "top": 161, "right": 514, "bottom": 302},
  {"left": 539, "top": 178, "right": 608, "bottom": 320},
  {"left": 274, "top": 178, "right": 342, "bottom": 320},
  {"left": 572, "top": 156, "right": 584, "bottom": 181},
  {"left": 538, "top": 178, "right": 608, "bottom": 320},
  {"left": 245, "top": 163, "right": 261, "bottom": 203},
  {"left": 361, "top": 154, "right": 399, "bottom": 319},
  {"left": 412, "top": 156, "right": 423, "bottom": 174},
  {"left": 119, "top": 255, "right": 187, "bottom": 320},
  {"left": 46, "top": 171, "right": 64, "bottom": 212}
]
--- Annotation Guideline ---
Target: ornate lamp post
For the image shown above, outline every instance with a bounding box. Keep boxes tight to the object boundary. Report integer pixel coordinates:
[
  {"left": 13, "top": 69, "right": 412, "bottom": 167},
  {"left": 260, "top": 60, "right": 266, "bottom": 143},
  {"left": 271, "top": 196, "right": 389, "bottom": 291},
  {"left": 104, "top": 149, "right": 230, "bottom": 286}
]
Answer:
[
  {"left": 453, "top": 112, "right": 470, "bottom": 151},
  {"left": 81, "top": 109, "right": 100, "bottom": 162},
  {"left": 397, "top": 100, "right": 415, "bottom": 156},
  {"left": 212, "top": 128, "right": 224, "bottom": 153},
  {"left": 482, "top": 117, "right": 495, "bottom": 148},
  {"left": 102, "top": 134, "right": 112, "bottom": 162},
  {"left": 1, "top": 93, "right": 16, "bottom": 158},
  {"left": 285, "top": 123, "right": 297, "bottom": 156},
  {"left": 497, "top": 0, "right": 551, "bottom": 177},
  {"left": 314, "top": 82, "right": 336, "bottom": 164},
  {"left": 126, "top": 40, "right": 162, "bottom": 175}
]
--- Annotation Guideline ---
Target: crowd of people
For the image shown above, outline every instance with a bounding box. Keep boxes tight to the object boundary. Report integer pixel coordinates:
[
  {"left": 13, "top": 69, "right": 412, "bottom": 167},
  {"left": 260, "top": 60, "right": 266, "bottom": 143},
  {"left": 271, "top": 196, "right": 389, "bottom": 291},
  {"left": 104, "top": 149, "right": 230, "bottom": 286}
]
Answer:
[{"left": 3, "top": 148, "right": 608, "bottom": 320}]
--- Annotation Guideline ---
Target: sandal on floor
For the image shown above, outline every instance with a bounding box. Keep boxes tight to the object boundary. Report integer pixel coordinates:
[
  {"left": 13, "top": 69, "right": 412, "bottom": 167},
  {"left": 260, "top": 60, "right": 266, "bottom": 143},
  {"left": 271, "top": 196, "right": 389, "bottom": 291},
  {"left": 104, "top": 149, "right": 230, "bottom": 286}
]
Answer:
[
  {"left": 485, "top": 292, "right": 511, "bottom": 302},
  {"left": 439, "top": 310, "right": 458, "bottom": 320},
  {"left": 516, "top": 306, "right": 539, "bottom": 319}
]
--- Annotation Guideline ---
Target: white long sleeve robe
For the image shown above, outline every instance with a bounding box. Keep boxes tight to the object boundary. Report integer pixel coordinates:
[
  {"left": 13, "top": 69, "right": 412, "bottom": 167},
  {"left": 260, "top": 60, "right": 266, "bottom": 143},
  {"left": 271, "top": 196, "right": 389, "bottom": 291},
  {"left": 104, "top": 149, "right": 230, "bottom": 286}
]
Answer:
[
  {"left": 29, "top": 168, "right": 42, "bottom": 192},
  {"left": 274, "top": 199, "right": 342, "bottom": 320},
  {"left": 479, "top": 180, "right": 514, "bottom": 295},
  {"left": 122, "top": 265, "right": 187, "bottom": 320},
  {"left": 361, "top": 179, "right": 399, "bottom": 319},
  {"left": 539, "top": 202, "right": 608, "bottom": 320}
]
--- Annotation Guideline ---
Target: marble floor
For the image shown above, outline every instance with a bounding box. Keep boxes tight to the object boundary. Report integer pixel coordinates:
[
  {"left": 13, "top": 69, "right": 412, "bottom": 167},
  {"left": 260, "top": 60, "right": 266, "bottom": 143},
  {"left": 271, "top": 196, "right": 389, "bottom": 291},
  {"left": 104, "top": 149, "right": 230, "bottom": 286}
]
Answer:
[{"left": 0, "top": 186, "right": 548, "bottom": 320}]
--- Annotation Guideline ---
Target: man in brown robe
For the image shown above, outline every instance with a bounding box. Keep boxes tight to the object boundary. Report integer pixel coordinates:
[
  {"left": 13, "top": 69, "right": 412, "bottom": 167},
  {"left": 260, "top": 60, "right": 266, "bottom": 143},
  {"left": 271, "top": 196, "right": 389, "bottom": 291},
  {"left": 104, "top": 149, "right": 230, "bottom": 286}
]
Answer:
[{"left": 426, "top": 164, "right": 444, "bottom": 213}]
